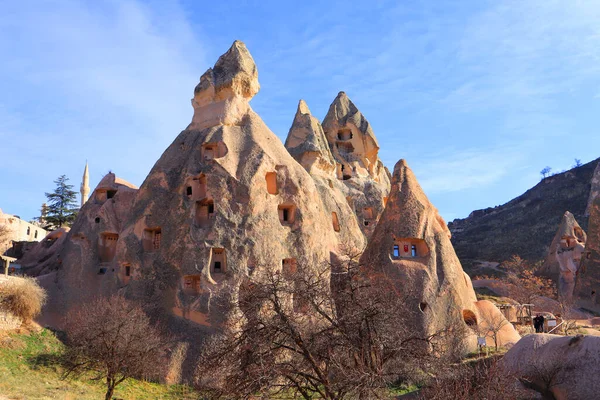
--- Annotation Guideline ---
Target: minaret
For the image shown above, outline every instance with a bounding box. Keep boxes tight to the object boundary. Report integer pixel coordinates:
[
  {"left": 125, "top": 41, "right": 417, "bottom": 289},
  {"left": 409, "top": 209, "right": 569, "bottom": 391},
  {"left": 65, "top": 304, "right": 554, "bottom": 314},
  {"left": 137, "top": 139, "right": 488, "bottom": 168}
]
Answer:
[{"left": 80, "top": 162, "right": 90, "bottom": 207}]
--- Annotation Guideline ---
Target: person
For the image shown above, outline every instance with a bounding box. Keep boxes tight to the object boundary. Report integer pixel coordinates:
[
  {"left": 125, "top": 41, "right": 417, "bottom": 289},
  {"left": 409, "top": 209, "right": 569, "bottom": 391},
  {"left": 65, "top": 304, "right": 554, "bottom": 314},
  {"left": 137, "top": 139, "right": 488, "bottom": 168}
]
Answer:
[{"left": 533, "top": 314, "right": 544, "bottom": 333}]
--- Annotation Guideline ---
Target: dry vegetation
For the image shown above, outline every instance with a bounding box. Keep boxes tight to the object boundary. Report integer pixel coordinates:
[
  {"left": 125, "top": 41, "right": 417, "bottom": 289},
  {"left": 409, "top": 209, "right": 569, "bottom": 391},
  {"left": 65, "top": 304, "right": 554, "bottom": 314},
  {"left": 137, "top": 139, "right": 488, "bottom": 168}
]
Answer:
[
  {"left": 476, "top": 255, "right": 556, "bottom": 305},
  {"left": 196, "top": 247, "right": 469, "bottom": 399},
  {"left": 0, "top": 276, "right": 47, "bottom": 321},
  {"left": 62, "top": 295, "right": 170, "bottom": 400}
]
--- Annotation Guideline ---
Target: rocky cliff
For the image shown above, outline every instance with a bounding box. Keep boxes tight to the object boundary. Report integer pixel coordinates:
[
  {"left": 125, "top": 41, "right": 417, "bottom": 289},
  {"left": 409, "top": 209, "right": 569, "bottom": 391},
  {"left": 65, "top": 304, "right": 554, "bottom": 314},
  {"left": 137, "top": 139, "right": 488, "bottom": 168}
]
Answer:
[{"left": 449, "top": 158, "right": 600, "bottom": 273}]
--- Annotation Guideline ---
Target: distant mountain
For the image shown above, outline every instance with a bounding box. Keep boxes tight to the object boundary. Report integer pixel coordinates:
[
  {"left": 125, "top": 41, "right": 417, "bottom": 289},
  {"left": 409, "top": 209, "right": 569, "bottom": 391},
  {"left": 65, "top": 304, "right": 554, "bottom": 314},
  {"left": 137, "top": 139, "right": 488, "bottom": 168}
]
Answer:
[{"left": 449, "top": 158, "right": 600, "bottom": 275}]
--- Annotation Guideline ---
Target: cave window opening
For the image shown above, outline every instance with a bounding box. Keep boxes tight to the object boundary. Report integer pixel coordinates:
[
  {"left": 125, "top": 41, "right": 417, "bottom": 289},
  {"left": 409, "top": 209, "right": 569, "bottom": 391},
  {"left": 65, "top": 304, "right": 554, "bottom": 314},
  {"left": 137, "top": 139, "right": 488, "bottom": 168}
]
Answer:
[
  {"left": 266, "top": 172, "right": 278, "bottom": 195},
  {"left": 211, "top": 248, "right": 226, "bottom": 273},
  {"left": 278, "top": 204, "right": 296, "bottom": 225}
]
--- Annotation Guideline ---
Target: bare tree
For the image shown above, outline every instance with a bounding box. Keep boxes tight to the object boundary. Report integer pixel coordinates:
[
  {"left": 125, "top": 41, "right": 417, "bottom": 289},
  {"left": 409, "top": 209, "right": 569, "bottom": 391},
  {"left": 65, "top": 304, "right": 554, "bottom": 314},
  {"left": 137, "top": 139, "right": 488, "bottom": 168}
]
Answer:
[
  {"left": 540, "top": 167, "right": 552, "bottom": 179},
  {"left": 555, "top": 297, "right": 578, "bottom": 335},
  {"left": 573, "top": 159, "right": 582, "bottom": 168},
  {"left": 477, "top": 255, "right": 556, "bottom": 306},
  {"left": 419, "top": 356, "right": 532, "bottom": 400},
  {"left": 196, "top": 246, "right": 465, "bottom": 399},
  {"left": 62, "top": 295, "right": 169, "bottom": 400},
  {"left": 477, "top": 307, "right": 510, "bottom": 351}
]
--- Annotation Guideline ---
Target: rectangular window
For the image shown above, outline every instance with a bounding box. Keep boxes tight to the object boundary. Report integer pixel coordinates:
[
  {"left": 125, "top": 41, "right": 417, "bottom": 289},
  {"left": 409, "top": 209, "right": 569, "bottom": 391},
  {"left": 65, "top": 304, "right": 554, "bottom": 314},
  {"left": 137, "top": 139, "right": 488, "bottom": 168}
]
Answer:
[
  {"left": 393, "top": 245, "right": 400, "bottom": 258},
  {"left": 186, "top": 186, "right": 193, "bottom": 196},
  {"left": 214, "top": 261, "right": 221, "bottom": 272},
  {"left": 125, "top": 265, "right": 131, "bottom": 277},
  {"left": 283, "top": 208, "right": 289, "bottom": 222},
  {"left": 411, "top": 245, "right": 417, "bottom": 257}
]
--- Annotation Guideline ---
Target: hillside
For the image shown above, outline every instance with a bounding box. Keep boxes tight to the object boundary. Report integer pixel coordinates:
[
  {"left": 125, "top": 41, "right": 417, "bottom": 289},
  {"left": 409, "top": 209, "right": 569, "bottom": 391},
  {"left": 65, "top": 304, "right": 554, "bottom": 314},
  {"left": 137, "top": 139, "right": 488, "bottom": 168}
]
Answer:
[{"left": 449, "top": 158, "right": 599, "bottom": 274}]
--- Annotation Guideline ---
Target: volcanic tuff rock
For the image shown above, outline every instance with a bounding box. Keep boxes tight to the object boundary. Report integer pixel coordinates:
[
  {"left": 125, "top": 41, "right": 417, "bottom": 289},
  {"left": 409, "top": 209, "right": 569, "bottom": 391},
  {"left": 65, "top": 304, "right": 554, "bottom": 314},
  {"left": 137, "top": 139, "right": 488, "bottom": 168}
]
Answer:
[
  {"left": 50, "top": 41, "right": 364, "bottom": 340},
  {"left": 321, "top": 91, "right": 391, "bottom": 238},
  {"left": 18, "top": 228, "right": 69, "bottom": 276},
  {"left": 577, "top": 196, "right": 600, "bottom": 310},
  {"left": 52, "top": 173, "right": 138, "bottom": 299},
  {"left": 450, "top": 158, "right": 600, "bottom": 273},
  {"left": 284, "top": 100, "right": 336, "bottom": 178},
  {"left": 502, "top": 334, "right": 600, "bottom": 400},
  {"left": 360, "top": 159, "right": 518, "bottom": 351},
  {"left": 586, "top": 161, "right": 600, "bottom": 217},
  {"left": 540, "top": 211, "right": 586, "bottom": 301}
]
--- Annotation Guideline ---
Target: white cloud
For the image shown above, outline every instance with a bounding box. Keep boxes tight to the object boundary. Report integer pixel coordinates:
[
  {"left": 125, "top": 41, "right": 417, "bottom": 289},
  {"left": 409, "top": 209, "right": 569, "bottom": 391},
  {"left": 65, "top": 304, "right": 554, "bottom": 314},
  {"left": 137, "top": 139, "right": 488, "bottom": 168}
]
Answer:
[
  {"left": 411, "top": 145, "right": 527, "bottom": 194},
  {"left": 0, "top": 0, "right": 207, "bottom": 219}
]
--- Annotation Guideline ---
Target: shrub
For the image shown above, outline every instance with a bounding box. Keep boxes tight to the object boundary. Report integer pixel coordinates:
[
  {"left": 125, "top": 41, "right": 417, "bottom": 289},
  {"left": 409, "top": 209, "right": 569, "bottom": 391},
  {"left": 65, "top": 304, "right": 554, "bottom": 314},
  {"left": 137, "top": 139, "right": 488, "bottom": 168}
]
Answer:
[
  {"left": 63, "top": 295, "right": 170, "bottom": 400},
  {"left": 0, "top": 277, "right": 47, "bottom": 321}
]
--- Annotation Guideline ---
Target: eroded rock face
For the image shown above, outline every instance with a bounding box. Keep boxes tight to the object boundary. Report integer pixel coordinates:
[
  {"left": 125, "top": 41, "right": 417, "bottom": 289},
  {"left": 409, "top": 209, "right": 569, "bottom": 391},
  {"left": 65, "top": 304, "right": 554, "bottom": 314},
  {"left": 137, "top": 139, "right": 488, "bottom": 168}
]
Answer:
[
  {"left": 191, "top": 40, "right": 259, "bottom": 130},
  {"left": 321, "top": 92, "right": 391, "bottom": 238},
  {"left": 51, "top": 173, "right": 138, "bottom": 303},
  {"left": 19, "top": 228, "right": 70, "bottom": 275},
  {"left": 51, "top": 41, "right": 363, "bottom": 339},
  {"left": 586, "top": 162, "right": 600, "bottom": 217},
  {"left": 541, "top": 211, "right": 586, "bottom": 302},
  {"left": 578, "top": 196, "right": 600, "bottom": 309},
  {"left": 360, "top": 159, "right": 517, "bottom": 352},
  {"left": 502, "top": 334, "right": 600, "bottom": 400},
  {"left": 285, "top": 100, "right": 336, "bottom": 178}
]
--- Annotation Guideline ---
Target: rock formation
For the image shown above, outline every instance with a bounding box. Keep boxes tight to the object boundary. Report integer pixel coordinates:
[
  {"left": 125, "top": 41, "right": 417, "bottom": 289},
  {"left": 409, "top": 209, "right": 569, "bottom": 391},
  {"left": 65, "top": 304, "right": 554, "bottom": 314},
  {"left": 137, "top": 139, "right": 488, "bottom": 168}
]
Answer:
[
  {"left": 502, "top": 334, "right": 600, "bottom": 399},
  {"left": 577, "top": 196, "right": 600, "bottom": 309},
  {"left": 50, "top": 41, "right": 364, "bottom": 343},
  {"left": 541, "top": 211, "right": 586, "bottom": 301},
  {"left": 321, "top": 92, "right": 391, "bottom": 238},
  {"left": 19, "top": 228, "right": 69, "bottom": 276},
  {"left": 360, "top": 159, "right": 518, "bottom": 351},
  {"left": 285, "top": 100, "right": 336, "bottom": 178},
  {"left": 449, "top": 158, "right": 599, "bottom": 272},
  {"left": 586, "top": 161, "right": 600, "bottom": 217}
]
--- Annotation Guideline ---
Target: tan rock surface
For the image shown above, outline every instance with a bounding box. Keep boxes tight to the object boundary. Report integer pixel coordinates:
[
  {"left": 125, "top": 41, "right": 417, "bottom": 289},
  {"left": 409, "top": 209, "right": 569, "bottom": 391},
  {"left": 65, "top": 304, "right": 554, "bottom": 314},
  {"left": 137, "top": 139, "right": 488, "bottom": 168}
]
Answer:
[
  {"left": 360, "top": 159, "right": 516, "bottom": 352},
  {"left": 541, "top": 211, "right": 586, "bottom": 301},
  {"left": 585, "top": 161, "right": 600, "bottom": 217},
  {"left": 502, "top": 334, "right": 600, "bottom": 400},
  {"left": 45, "top": 43, "right": 365, "bottom": 380},
  {"left": 284, "top": 100, "right": 336, "bottom": 178},
  {"left": 18, "top": 228, "right": 70, "bottom": 275},
  {"left": 44, "top": 172, "right": 138, "bottom": 320},
  {"left": 321, "top": 92, "right": 391, "bottom": 238},
  {"left": 578, "top": 196, "right": 600, "bottom": 309}
]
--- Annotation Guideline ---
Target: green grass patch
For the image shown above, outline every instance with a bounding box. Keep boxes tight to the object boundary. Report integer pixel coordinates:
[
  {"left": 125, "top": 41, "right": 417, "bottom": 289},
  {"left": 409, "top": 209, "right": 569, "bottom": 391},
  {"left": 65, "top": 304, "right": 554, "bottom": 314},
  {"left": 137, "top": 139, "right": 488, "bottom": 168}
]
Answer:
[{"left": 0, "top": 328, "right": 197, "bottom": 399}]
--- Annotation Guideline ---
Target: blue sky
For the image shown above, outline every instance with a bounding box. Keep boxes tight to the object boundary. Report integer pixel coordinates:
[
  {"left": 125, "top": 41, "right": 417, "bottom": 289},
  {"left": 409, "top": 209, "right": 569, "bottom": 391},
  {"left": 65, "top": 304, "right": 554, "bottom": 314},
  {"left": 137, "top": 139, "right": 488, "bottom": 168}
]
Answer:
[{"left": 1, "top": 0, "right": 599, "bottom": 222}]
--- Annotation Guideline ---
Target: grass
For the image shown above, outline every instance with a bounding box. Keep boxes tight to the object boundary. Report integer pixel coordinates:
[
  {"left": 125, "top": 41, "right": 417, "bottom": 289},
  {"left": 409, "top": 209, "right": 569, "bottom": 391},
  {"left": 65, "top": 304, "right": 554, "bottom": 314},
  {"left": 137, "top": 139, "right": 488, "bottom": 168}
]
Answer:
[{"left": 0, "top": 327, "right": 197, "bottom": 400}]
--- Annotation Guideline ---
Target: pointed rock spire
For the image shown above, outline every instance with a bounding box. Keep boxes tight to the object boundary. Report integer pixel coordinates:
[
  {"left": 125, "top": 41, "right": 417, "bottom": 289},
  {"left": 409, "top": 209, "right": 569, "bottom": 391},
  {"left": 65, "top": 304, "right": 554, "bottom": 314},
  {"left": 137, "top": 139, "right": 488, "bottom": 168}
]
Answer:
[
  {"left": 361, "top": 159, "right": 518, "bottom": 351},
  {"left": 320, "top": 91, "right": 391, "bottom": 239},
  {"left": 586, "top": 161, "right": 600, "bottom": 217},
  {"left": 323, "top": 91, "right": 379, "bottom": 150},
  {"left": 284, "top": 100, "right": 336, "bottom": 177},
  {"left": 191, "top": 40, "right": 259, "bottom": 129},
  {"left": 578, "top": 197, "right": 600, "bottom": 307},
  {"left": 541, "top": 211, "right": 586, "bottom": 301}
]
